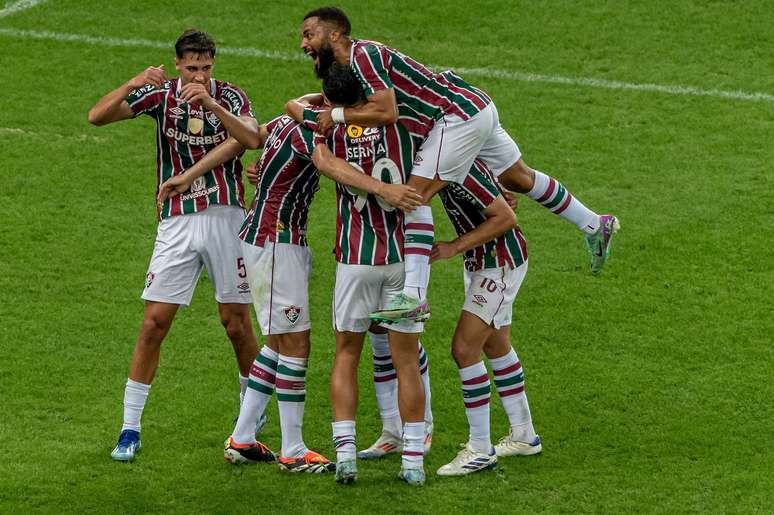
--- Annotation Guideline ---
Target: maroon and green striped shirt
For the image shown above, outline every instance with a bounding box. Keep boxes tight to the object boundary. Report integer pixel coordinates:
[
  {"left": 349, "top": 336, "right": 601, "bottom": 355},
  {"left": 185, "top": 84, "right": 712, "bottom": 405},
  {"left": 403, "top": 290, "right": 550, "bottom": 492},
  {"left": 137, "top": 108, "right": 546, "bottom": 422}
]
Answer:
[
  {"left": 125, "top": 77, "right": 253, "bottom": 220},
  {"left": 239, "top": 115, "right": 319, "bottom": 247},
  {"left": 305, "top": 116, "right": 415, "bottom": 265},
  {"left": 439, "top": 159, "right": 528, "bottom": 272},
  {"left": 349, "top": 39, "right": 492, "bottom": 140}
]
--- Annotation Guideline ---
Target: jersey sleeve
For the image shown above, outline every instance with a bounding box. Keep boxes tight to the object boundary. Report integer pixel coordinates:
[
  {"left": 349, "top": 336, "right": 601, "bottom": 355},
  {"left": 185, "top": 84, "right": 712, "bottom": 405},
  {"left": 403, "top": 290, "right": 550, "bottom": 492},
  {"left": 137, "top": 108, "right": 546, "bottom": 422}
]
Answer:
[
  {"left": 300, "top": 105, "right": 326, "bottom": 133},
  {"left": 461, "top": 160, "right": 501, "bottom": 210},
  {"left": 125, "top": 84, "right": 163, "bottom": 118},
  {"left": 220, "top": 83, "right": 255, "bottom": 118},
  {"left": 350, "top": 42, "right": 393, "bottom": 97},
  {"left": 290, "top": 126, "right": 316, "bottom": 160}
]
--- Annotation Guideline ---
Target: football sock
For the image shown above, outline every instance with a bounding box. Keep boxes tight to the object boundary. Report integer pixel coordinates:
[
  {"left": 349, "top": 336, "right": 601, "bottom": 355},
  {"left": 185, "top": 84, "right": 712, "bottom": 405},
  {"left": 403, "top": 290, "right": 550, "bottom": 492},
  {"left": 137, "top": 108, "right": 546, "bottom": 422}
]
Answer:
[
  {"left": 401, "top": 421, "right": 425, "bottom": 469},
  {"left": 526, "top": 170, "right": 599, "bottom": 235},
  {"left": 332, "top": 420, "right": 357, "bottom": 461},
  {"left": 402, "top": 205, "right": 434, "bottom": 300},
  {"left": 370, "top": 331, "right": 402, "bottom": 436},
  {"left": 459, "top": 361, "right": 492, "bottom": 453},
  {"left": 121, "top": 379, "right": 151, "bottom": 432},
  {"left": 418, "top": 341, "right": 433, "bottom": 426},
  {"left": 490, "top": 348, "right": 536, "bottom": 442},
  {"left": 276, "top": 354, "right": 308, "bottom": 458},
  {"left": 238, "top": 374, "right": 248, "bottom": 406},
  {"left": 232, "top": 345, "right": 278, "bottom": 444}
]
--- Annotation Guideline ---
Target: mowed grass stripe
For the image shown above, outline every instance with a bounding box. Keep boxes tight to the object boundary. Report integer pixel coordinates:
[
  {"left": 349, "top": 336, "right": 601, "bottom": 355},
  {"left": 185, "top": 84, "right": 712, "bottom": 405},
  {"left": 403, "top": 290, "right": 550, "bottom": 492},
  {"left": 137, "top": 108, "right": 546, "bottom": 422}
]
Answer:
[{"left": 1, "top": 27, "right": 772, "bottom": 103}]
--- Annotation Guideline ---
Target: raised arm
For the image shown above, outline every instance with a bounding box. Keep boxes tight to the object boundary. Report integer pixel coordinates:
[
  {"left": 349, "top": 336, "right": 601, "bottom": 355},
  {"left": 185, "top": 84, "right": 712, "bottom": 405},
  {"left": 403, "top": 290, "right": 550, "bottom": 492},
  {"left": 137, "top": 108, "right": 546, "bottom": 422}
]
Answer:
[
  {"left": 431, "top": 196, "right": 517, "bottom": 262},
  {"left": 88, "top": 65, "right": 167, "bottom": 126},
  {"left": 316, "top": 89, "right": 398, "bottom": 135},
  {"left": 312, "top": 145, "right": 421, "bottom": 212},
  {"left": 178, "top": 82, "right": 263, "bottom": 149},
  {"left": 285, "top": 93, "right": 325, "bottom": 123}
]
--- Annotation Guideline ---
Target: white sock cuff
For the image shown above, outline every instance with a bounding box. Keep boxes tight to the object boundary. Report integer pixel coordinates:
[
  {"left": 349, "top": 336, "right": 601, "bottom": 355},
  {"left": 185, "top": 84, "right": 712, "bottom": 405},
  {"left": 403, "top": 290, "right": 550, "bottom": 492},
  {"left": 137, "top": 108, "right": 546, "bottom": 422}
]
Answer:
[
  {"left": 332, "top": 420, "right": 356, "bottom": 435},
  {"left": 526, "top": 170, "right": 550, "bottom": 199},
  {"left": 260, "top": 345, "right": 279, "bottom": 361},
  {"left": 406, "top": 204, "right": 433, "bottom": 224},
  {"left": 459, "top": 361, "right": 488, "bottom": 381},
  {"left": 488, "top": 348, "right": 518, "bottom": 370},
  {"left": 369, "top": 331, "right": 391, "bottom": 356},
  {"left": 403, "top": 421, "right": 424, "bottom": 438},
  {"left": 278, "top": 354, "right": 308, "bottom": 369},
  {"left": 126, "top": 378, "right": 151, "bottom": 393}
]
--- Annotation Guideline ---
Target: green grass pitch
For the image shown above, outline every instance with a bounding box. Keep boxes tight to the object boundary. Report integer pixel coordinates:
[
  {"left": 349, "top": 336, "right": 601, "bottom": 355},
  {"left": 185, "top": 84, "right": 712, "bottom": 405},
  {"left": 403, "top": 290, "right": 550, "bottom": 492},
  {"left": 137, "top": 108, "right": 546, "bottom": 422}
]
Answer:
[{"left": 1, "top": 1, "right": 772, "bottom": 512}]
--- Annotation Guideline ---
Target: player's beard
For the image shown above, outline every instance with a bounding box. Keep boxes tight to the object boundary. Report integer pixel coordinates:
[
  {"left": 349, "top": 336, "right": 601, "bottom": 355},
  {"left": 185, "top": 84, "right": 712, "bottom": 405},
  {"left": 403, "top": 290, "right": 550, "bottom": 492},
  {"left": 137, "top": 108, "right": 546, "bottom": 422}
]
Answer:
[{"left": 315, "top": 44, "right": 335, "bottom": 79}]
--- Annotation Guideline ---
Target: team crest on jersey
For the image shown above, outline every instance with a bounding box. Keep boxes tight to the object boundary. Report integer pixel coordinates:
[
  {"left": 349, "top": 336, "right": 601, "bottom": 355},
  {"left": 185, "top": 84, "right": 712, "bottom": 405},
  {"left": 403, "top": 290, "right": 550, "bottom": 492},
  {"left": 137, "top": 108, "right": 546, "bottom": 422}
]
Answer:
[
  {"left": 276, "top": 220, "right": 286, "bottom": 232},
  {"left": 284, "top": 306, "right": 301, "bottom": 324},
  {"left": 206, "top": 111, "right": 221, "bottom": 128},
  {"left": 145, "top": 272, "right": 155, "bottom": 289},
  {"left": 472, "top": 294, "right": 487, "bottom": 306}
]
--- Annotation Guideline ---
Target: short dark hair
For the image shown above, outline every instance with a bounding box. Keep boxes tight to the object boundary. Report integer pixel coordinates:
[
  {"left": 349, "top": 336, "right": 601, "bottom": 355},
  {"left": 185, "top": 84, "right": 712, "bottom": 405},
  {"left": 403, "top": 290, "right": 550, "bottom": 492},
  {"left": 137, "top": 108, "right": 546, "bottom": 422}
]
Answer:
[
  {"left": 175, "top": 29, "right": 216, "bottom": 58},
  {"left": 303, "top": 6, "right": 351, "bottom": 36},
  {"left": 323, "top": 63, "right": 365, "bottom": 106}
]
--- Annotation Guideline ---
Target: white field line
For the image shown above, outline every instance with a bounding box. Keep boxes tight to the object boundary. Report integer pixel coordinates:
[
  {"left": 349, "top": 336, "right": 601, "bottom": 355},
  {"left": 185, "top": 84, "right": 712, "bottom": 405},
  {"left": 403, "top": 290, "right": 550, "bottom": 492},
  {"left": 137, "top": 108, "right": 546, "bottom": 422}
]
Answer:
[
  {"left": 0, "top": 0, "right": 46, "bottom": 18},
  {"left": 0, "top": 27, "right": 772, "bottom": 103},
  {"left": 0, "top": 127, "right": 108, "bottom": 143}
]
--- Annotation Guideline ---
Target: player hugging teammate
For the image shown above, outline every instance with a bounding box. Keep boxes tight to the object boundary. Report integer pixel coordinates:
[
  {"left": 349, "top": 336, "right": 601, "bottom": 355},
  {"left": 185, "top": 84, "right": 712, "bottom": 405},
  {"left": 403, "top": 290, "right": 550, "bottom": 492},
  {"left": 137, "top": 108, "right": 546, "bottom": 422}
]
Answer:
[{"left": 91, "top": 5, "right": 619, "bottom": 488}]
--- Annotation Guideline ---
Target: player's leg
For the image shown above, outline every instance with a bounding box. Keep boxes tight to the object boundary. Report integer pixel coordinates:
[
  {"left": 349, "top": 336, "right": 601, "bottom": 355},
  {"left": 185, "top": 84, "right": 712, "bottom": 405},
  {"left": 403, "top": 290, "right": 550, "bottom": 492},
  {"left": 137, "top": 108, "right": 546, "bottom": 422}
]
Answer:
[
  {"left": 331, "top": 330, "right": 366, "bottom": 483},
  {"left": 360, "top": 328, "right": 434, "bottom": 460},
  {"left": 218, "top": 302, "right": 259, "bottom": 377},
  {"left": 438, "top": 267, "right": 511, "bottom": 477},
  {"left": 358, "top": 326, "right": 403, "bottom": 459},
  {"left": 112, "top": 214, "right": 200, "bottom": 461},
  {"left": 479, "top": 114, "right": 619, "bottom": 273},
  {"left": 388, "top": 329, "right": 427, "bottom": 486},
  {"left": 484, "top": 327, "right": 541, "bottom": 457},
  {"left": 275, "top": 330, "right": 335, "bottom": 473},
  {"left": 111, "top": 301, "right": 179, "bottom": 461},
  {"left": 330, "top": 262, "right": 382, "bottom": 483}
]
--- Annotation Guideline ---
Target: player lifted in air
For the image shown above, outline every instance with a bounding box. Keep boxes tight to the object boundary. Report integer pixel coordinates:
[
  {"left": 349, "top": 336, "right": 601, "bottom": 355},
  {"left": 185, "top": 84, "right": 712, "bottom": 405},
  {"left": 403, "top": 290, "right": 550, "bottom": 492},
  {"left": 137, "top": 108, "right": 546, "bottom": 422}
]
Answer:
[
  {"left": 298, "top": 7, "right": 619, "bottom": 323},
  {"left": 88, "top": 29, "right": 265, "bottom": 462},
  {"left": 159, "top": 100, "right": 421, "bottom": 472},
  {"left": 432, "top": 161, "right": 541, "bottom": 476}
]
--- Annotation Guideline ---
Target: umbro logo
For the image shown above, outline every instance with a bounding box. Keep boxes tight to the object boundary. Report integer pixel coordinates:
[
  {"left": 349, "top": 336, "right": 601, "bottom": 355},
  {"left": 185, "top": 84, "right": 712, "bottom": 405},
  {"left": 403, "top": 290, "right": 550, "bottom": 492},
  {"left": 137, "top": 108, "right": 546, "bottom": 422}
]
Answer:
[
  {"left": 472, "top": 294, "right": 487, "bottom": 307},
  {"left": 169, "top": 107, "right": 185, "bottom": 116}
]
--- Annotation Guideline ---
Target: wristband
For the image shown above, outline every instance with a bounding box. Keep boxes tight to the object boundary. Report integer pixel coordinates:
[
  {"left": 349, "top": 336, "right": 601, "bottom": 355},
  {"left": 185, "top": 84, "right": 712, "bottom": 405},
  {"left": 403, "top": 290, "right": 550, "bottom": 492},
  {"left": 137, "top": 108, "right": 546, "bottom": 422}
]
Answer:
[{"left": 331, "top": 107, "right": 346, "bottom": 124}]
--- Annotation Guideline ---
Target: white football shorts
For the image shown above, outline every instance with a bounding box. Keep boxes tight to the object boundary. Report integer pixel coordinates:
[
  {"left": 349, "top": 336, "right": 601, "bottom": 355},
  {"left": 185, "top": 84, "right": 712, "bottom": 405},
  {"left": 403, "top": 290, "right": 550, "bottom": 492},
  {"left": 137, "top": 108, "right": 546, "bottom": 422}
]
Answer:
[
  {"left": 411, "top": 102, "right": 522, "bottom": 183},
  {"left": 142, "top": 205, "right": 251, "bottom": 306},
  {"left": 462, "top": 261, "right": 528, "bottom": 329},
  {"left": 333, "top": 262, "right": 423, "bottom": 334},
  {"left": 241, "top": 240, "right": 311, "bottom": 335}
]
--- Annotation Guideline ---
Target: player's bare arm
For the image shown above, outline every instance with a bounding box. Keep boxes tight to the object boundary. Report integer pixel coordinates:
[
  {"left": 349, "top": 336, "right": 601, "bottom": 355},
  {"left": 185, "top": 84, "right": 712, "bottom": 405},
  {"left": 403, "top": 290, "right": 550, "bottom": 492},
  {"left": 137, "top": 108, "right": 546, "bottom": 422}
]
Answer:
[
  {"left": 312, "top": 145, "right": 421, "bottom": 212},
  {"left": 284, "top": 93, "right": 325, "bottom": 122},
  {"left": 316, "top": 89, "right": 398, "bottom": 135},
  {"left": 157, "top": 136, "right": 246, "bottom": 205},
  {"left": 88, "top": 65, "right": 166, "bottom": 126},
  {"left": 178, "top": 82, "right": 263, "bottom": 149},
  {"left": 430, "top": 196, "right": 517, "bottom": 262}
]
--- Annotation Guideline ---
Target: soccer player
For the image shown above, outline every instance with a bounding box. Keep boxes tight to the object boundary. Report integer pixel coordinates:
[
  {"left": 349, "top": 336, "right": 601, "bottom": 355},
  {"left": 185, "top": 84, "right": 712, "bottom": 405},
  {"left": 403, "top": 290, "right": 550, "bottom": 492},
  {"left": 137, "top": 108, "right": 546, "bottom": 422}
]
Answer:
[
  {"left": 431, "top": 160, "right": 541, "bottom": 476},
  {"left": 305, "top": 64, "right": 429, "bottom": 486},
  {"left": 87, "top": 29, "right": 264, "bottom": 461},
  {"left": 298, "top": 7, "right": 619, "bottom": 323},
  {"left": 158, "top": 106, "right": 422, "bottom": 471}
]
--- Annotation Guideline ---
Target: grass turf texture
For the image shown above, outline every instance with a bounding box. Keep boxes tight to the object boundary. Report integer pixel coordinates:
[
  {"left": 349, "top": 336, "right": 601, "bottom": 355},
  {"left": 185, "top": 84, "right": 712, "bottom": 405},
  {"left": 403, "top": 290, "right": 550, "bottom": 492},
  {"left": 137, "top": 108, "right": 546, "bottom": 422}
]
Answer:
[{"left": 1, "top": 0, "right": 773, "bottom": 512}]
